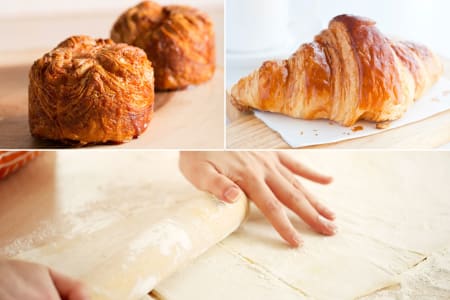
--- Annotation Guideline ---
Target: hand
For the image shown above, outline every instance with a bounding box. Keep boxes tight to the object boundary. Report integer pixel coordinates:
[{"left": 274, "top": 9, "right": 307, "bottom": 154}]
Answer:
[
  {"left": 179, "top": 151, "right": 337, "bottom": 247},
  {"left": 0, "top": 259, "right": 89, "bottom": 300}
]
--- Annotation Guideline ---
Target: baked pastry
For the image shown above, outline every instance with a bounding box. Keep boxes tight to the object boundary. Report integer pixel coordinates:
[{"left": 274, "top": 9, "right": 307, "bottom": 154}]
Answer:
[
  {"left": 111, "top": 0, "right": 216, "bottom": 91},
  {"left": 230, "top": 14, "right": 443, "bottom": 126},
  {"left": 29, "top": 36, "right": 154, "bottom": 145},
  {"left": 0, "top": 151, "right": 39, "bottom": 179}
]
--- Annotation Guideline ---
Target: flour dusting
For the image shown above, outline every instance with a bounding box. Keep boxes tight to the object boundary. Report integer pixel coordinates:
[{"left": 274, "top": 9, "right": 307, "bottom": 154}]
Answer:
[
  {"left": 130, "top": 276, "right": 158, "bottom": 299},
  {"left": 0, "top": 222, "right": 57, "bottom": 257},
  {"left": 129, "top": 219, "right": 192, "bottom": 261},
  {"left": 363, "top": 247, "right": 450, "bottom": 299}
]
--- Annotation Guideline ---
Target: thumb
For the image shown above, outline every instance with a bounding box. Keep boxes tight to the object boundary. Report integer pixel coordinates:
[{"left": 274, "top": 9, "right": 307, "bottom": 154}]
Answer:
[
  {"left": 184, "top": 162, "right": 243, "bottom": 203},
  {"left": 49, "top": 268, "right": 90, "bottom": 300}
]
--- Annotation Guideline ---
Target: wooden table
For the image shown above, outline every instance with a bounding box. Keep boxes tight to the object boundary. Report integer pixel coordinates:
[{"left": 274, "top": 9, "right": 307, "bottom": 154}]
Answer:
[
  {"left": 226, "top": 58, "right": 450, "bottom": 149},
  {"left": 0, "top": 5, "right": 224, "bottom": 149}
]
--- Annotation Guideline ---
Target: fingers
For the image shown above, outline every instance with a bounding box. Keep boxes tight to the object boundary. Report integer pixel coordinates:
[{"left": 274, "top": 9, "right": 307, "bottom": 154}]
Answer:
[
  {"left": 49, "top": 269, "right": 90, "bottom": 300},
  {"left": 278, "top": 152, "right": 333, "bottom": 184},
  {"left": 242, "top": 177, "right": 302, "bottom": 247},
  {"left": 184, "top": 162, "right": 243, "bottom": 203},
  {"left": 277, "top": 164, "right": 336, "bottom": 221},
  {"left": 301, "top": 187, "right": 336, "bottom": 221},
  {"left": 267, "top": 170, "right": 337, "bottom": 236}
]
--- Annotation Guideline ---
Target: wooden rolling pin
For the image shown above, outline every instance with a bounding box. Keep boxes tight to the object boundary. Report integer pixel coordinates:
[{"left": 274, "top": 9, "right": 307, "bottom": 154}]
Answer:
[
  {"left": 15, "top": 193, "right": 248, "bottom": 300},
  {"left": 0, "top": 152, "right": 248, "bottom": 300}
]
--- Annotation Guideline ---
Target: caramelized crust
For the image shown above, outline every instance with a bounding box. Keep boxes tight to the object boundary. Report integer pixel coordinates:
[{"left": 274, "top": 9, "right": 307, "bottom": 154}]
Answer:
[
  {"left": 29, "top": 35, "right": 155, "bottom": 145},
  {"left": 231, "top": 14, "right": 443, "bottom": 126},
  {"left": 111, "top": 0, "right": 216, "bottom": 91}
]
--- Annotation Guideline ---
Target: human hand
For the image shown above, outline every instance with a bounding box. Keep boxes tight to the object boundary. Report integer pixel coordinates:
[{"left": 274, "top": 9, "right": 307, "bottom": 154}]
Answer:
[
  {"left": 179, "top": 151, "right": 337, "bottom": 247},
  {"left": 0, "top": 258, "right": 89, "bottom": 300}
]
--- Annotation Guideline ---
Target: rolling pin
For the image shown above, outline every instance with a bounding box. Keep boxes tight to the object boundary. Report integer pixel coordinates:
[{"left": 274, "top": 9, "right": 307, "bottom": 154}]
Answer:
[{"left": 15, "top": 192, "right": 248, "bottom": 300}]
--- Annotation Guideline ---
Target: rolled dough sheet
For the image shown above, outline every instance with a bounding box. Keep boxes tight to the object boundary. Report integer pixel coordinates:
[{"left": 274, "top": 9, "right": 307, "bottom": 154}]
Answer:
[
  {"left": 154, "top": 151, "right": 450, "bottom": 300},
  {"left": 362, "top": 247, "right": 450, "bottom": 300},
  {"left": 0, "top": 152, "right": 248, "bottom": 300}
]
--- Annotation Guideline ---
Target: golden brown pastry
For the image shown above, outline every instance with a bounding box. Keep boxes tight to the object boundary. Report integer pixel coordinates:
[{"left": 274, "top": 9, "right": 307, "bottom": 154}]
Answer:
[
  {"left": 231, "top": 14, "right": 443, "bottom": 126},
  {"left": 29, "top": 36, "right": 154, "bottom": 145},
  {"left": 111, "top": 0, "right": 216, "bottom": 91},
  {"left": 0, "top": 151, "right": 39, "bottom": 180}
]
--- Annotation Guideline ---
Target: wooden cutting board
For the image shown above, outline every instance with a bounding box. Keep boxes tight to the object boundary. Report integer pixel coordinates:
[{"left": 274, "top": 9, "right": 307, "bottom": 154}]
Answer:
[
  {"left": 0, "top": 152, "right": 248, "bottom": 300},
  {"left": 226, "top": 58, "right": 450, "bottom": 149},
  {"left": 0, "top": 5, "right": 224, "bottom": 149}
]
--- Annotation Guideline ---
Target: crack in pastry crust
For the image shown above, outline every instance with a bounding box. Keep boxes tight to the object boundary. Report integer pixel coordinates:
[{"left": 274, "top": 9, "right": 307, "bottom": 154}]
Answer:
[
  {"left": 29, "top": 35, "right": 155, "bottom": 145},
  {"left": 111, "top": 0, "right": 216, "bottom": 91}
]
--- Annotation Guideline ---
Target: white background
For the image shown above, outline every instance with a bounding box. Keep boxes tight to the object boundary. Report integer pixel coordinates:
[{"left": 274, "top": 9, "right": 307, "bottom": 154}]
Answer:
[
  {"left": 1, "top": 0, "right": 448, "bottom": 55},
  {"left": 292, "top": 0, "right": 450, "bottom": 57},
  {"left": 0, "top": 0, "right": 222, "bottom": 18},
  {"left": 0, "top": 0, "right": 223, "bottom": 53}
]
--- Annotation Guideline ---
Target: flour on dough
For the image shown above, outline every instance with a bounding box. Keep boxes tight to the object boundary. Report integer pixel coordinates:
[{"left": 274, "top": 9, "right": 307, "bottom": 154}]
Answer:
[{"left": 154, "top": 152, "right": 450, "bottom": 300}]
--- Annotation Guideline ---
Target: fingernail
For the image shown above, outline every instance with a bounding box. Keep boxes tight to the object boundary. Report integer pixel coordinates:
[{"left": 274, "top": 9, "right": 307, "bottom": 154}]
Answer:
[
  {"left": 326, "top": 209, "right": 336, "bottom": 219},
  {"left": 292, "top": 234, "right": 303, "bottom": 247},
  {"left": 319, "top": 215, "right": 338, "bottom": 234},
  {"left": 223, "top": 186, "right": 241, "bottom": 203}
]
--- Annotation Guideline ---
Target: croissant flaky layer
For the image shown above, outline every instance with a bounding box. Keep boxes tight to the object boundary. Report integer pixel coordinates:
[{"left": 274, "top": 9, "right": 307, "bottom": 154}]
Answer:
[
  {"left": 231, "top": 14, "right": 443, "bottom": 126},
  {"left": 29, "top": 36, "right": 155, "bottom": 145},
  {"left": 111, "top": 0, "right": 216, "bottom": 91}
]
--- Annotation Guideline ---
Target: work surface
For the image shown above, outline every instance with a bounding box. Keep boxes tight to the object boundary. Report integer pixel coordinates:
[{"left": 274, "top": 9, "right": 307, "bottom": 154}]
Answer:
[
  {"left": 0, "top": 151, "right": 449, "bottom": 300},
  {"left": 0, "top": 5, "right": 224, "bottom": 149}
]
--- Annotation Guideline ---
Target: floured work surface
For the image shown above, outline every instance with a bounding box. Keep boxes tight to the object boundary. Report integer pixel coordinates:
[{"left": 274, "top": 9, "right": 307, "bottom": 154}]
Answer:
[
  {"left": 0, "top": 152, "right": 248, "bottom": 300},
  {"left": 155, "top": 151, "right": 450, "bottom": 299}
]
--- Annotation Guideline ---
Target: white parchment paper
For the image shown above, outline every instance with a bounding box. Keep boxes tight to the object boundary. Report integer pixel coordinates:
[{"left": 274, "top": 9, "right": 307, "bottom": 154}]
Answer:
[{"left": 254, "top": 77, "right": 450, "bottom": 147}]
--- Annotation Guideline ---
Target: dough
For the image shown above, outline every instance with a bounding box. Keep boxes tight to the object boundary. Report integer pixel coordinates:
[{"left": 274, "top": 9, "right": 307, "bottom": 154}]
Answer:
[
  {"left": 155, "top": 151, "right": 450, "bottom": 300},
  {"left": 0, "top": 152, "right": 248, "bottom": 300},
  {"left": 362, "top": 247, "right": 450, "bottom": 300}
]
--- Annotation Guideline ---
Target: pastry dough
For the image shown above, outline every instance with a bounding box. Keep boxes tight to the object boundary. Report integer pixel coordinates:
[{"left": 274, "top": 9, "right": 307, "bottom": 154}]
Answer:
[
  {"left": 155, "top": 151, "right": 450, "bottom": 300},
  {"left": 0, "top": 152, "right": 247, "bottom": 300},
  {"left": 230, "top": 14, "right": 443, "bottom": 126},
  {"left": 111, "top": 1, "right": 216, "bottom": 91}
]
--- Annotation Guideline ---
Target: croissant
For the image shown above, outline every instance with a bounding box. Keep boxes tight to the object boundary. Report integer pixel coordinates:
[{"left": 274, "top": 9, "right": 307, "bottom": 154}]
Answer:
[
  {"left": 111, "top": 0, "right": 216, "bottom": 91},
  {"left": 230, "top": 14, "right": 443, "bottom": 126},
  {"left": 29, "top": 36, "right": 154, "bottom": 145}
]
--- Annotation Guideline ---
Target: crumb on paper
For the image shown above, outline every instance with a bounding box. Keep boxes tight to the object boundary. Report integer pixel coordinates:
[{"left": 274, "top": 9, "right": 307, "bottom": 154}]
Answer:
[
  {"left": 328, "top": 121, "right": 334, "bottom": 125},
  {"left": 313, "top": 129, "right": 318, "bottom": 132},
  {"left": 443, "top": 90, "right": 450, "bottom": 96},
  {"left": 300, "top": 131, "right": 303, "bottom": 135},
  {"left": 376, "top": 121, "right": 392, "bottom": 130},
  {"left": 314, "top": 133, "right": 319, "bottom": 136},
  {"left": 351, "top": 125, "right": 364, "bottom": 132},
  {"left": 431, "top": 97, "right": 440, "bottom": 102}
]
